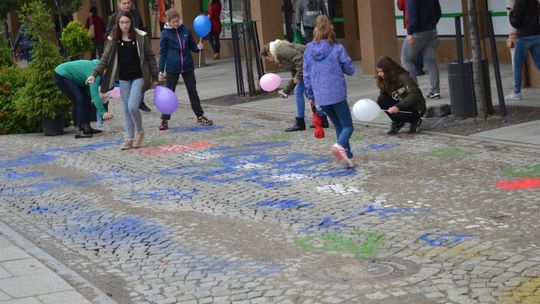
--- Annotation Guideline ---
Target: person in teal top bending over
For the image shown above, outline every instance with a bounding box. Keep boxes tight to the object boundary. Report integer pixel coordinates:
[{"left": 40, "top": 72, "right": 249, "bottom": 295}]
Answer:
[{"left": 54, "top": 59, "right": 113, "bottom": 138}]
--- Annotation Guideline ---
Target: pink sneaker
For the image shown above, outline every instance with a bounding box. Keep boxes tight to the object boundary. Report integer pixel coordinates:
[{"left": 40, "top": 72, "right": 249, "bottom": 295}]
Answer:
[
  {"left": 332, "top": 143, "right": 355, "bottom": 168},
  {"left": 331, "top": 143, "right": 345, "bottom": 162}
]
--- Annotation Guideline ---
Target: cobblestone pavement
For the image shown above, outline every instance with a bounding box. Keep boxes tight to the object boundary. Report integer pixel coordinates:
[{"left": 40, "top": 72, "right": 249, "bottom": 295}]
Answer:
[{"left": 0, "top": 98, "right": 539, "bottom": 304}]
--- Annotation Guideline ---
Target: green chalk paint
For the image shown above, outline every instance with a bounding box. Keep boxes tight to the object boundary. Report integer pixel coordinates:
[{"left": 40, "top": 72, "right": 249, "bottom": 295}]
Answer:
[
  {"left": 502, "top": 164, "right": 540, "bottom": 178},
  {"left": 145, "top": 138, "right": 169, "bottom": 147},
  {"left": 295, "top": 231, "right": 384, "bottom": 258},
  {"left": 220, "top": 131, "right": 239, "bottom": 137},
  {"left": 268, "top": 133, "right": 292, "bottom": 141},
  {"left": 350, "top": 135, "right": 369, "bottom": 142},
  {"left": 425, "top": 147, "right": 472, "bottom": 158}
]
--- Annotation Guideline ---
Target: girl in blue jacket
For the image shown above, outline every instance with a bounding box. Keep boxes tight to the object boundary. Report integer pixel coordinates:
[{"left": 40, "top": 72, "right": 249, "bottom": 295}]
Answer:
[
  {"left": 158, "top": 9, "right": 213, "bottom": 130},
  {"left": 304, "top": 15, "right": 356, "bottom": 168}
]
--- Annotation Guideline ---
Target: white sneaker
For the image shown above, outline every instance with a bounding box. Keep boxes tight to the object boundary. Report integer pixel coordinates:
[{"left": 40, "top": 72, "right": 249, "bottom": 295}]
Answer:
[
  {"left": 505, "top": 92, "right": 522, "bottom": 101},
  {"left": 278, "top": 90, "right": 288, "bottom": 98}
]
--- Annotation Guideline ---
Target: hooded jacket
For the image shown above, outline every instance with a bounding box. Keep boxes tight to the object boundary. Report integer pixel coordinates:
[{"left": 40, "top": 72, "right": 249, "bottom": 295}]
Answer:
[
  {"left": 92, "top": 29, "right": 158, "bottom": 93},
  {"left": 509, "top": 0, "right": 540, "bottom": 38},
  {"left": 294, "top": 0, "right": 327, "bottom": 28},
  {"left": 269, "top": 39, "right": 306, "bottom": 94},
  {"left": 406, "top": 0, "right": 441, "bottom": 35},
  {"left": 158, "top": 23, "right": 201, "bottom": 74},
  {"left": 303, "top": 40, "right": 355, "bottom": 106}
]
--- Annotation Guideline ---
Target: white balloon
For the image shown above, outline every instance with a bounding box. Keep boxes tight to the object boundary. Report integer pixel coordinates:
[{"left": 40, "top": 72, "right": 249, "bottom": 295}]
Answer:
[{"left": 352, "top": 99, "right": 381, "bottom": 122}]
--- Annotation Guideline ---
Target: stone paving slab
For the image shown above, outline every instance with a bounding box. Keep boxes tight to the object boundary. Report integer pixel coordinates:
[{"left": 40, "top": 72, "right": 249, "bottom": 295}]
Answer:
[{"left": 0, "top": 236, "right": 92, "bottom": 304}]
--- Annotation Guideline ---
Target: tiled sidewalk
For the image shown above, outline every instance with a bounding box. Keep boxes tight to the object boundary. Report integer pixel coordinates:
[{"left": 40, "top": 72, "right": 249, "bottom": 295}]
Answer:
[{"left": 0, "top": 235, "right": 91, "bottom": 304}]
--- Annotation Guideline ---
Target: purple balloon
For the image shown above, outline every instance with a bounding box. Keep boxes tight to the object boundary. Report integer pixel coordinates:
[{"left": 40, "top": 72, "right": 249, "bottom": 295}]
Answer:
[{"left": 153, "top": 85, "right": 179, "bottom": 115}]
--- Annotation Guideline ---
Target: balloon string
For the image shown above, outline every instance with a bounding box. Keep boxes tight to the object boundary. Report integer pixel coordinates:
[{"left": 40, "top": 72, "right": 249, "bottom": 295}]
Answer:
[
  {"left": 382, "top": 109, "right": 413, "bottom": 114},
  {"left": 198, "top": 38, "right": 202, "bottom": 68}
]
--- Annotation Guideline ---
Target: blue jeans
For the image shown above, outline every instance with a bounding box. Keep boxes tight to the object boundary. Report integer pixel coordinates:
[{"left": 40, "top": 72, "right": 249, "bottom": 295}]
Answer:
[
  {"left": 119, "top": 78, "right": 144, "bottom": 138},
  {"left": 295, "top": 80, "right": 325, "bottom": 118},
  {"left": 294, "top": 80, "right": 306, "bottom": 118},
  {"left": 513, "top": 34, "right": 540, "bottom": 94},
  {"left": 320, "top": 100, "right": 354, "bottom": 159},
  {"left": 401, "top": 29, "right": 440, "bottom": 94},
  {"left": 54, "top": 72, "right": 90, "bottom": 127}
]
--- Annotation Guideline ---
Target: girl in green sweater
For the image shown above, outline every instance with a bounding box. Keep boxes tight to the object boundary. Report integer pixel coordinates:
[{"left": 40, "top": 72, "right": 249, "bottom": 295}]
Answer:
[{"left": 54, "top": 59, "right": 113, "bottom": 138}]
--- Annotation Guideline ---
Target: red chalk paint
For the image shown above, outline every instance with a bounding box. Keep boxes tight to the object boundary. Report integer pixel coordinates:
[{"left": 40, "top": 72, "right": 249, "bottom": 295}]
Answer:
[
  {"left": 496, "top": 178, "right": 540, "bottom": 190},
  {"left": 131, "top": 140, "right": 213, "bottom": 155}
]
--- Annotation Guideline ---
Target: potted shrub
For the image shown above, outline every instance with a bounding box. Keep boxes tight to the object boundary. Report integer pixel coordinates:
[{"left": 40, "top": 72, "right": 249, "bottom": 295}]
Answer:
[
  {"left": 60, "top": 20, "right": 93, "bottom": 60},
  {"left": 0, "top": 35, "right": 13, "bottom": 67},
  {"left": 0, "top": 66, "right": 40, "bottom": 134},
  {"left": 14, "top": 0, "right": 70, "bottom": 136}
]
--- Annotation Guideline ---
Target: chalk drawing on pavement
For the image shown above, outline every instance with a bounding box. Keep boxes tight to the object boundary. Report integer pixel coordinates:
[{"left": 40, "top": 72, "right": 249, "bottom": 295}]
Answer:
[
  {"left": 122, "top": 188, "right": 199, "bottom": 202},
  {"left": 360, "top": 143, "right": 400, "bottom": 152},
  {"left": 253, "top": 199, "right": 314, "bottom": 210},
  {"left": 424, "top": 147, "right": 473, "bottom": 158},
  {"left": 161, "top": 141, "right": 356, "bottom": 188},
  {"left": 496, "top": 178, "right": 540, "bottom": 190},
  {"left": 419, "top": 233, "right": 472, "bottom": 247},
  {"left": 501, "top": 164, "right": 540, "bottom": 178},
  {"left": 316, "top": 184, "right": 361, "bottom": 195},
  {"left": 295, "top": 231, "right": 384, "bottom": 258}
]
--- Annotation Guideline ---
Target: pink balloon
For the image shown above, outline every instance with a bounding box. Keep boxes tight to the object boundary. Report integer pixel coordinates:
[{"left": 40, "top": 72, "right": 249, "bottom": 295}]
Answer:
[
  {"left": 260, "top": 73, "right": 282, "bottom": 92},
  {"left": 153, "top": 86, "right": 179, "bottom": 115}
]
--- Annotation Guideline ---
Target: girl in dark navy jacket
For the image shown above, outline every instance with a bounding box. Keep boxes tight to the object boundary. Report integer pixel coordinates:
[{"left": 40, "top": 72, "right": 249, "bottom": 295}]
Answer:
[{"left": 157, "top": 9, "right": 213, "bottom": 130}]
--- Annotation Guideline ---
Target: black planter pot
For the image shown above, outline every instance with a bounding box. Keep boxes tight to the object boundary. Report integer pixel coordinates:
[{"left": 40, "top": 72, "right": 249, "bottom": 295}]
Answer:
[{"left": 41, "top": 115, "right": 64, "bottom": 136}]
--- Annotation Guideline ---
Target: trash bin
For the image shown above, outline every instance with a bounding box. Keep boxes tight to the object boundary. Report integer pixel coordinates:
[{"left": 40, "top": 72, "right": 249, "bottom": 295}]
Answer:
[{"left": 447, "top": 59, "right": 492, "bottom": 118}]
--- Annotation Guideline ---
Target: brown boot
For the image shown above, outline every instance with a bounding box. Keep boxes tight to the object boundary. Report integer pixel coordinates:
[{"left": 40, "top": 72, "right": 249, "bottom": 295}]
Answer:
[
  {"left": 132, "top": 131, "right": 145, "bottom": 148},
  {"left": 213, "top": 53, "right": 220, "bottom": 60},
  {"left": 120, "top": 138, "right": 133, "bottom": 150}
]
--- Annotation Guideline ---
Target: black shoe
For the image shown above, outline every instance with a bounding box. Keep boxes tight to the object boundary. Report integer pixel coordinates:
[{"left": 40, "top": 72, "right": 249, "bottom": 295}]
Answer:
[
  {"left": 416, "top": 70, "right": 426, "bottom": 76},
  {"left": 427, "top": 92, "right": 441, "bottom": 99},
  {"left": 74, "top": 127, "right": 93, "bottom": 138},
  {"left": 285, "top": 117, "right": 306, "bottom": 132},
  {"left": 139, "top": 101, "right": 151, "bottom": 112},
  {"left": 408, "top": 119, "right": 422, "bottom": 134},
  {"left": 387, "top": 121, "right": 405, "bottom": 135}
]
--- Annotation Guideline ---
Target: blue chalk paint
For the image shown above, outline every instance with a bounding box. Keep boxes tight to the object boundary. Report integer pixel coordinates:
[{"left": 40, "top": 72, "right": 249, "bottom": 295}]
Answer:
[
  {"left": 360, "top": 143, "right": 400, "bottom": 152},
  {"left": 254, "top": 199, "right": 314, "bottom": 209},
  {"left": 419, "top": 233, "right": 473, "bottom": 247},
  {"left": 170, "top": 125, "right": 224, "bottom": 133},
  {"left": 1, "top": 170, "right": 43, "bottom": 180},
  {"left": 123, "top": 188, "right": 199, "bottom": 202}
]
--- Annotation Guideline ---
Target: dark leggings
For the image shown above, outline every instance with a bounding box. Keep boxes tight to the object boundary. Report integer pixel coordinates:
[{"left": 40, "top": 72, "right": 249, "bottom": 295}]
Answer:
[
  {"left": 54, "top": 73, "right": 91, "bottom": 127},
  {"left": 377, "top": 91, "right": 424, "bottom": 123},
  {"left": 161, "top": 71, "right": 204, "bottom": 120},
  {"left": 207, "top": 32, "right": 220, "bottom": 54}
]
